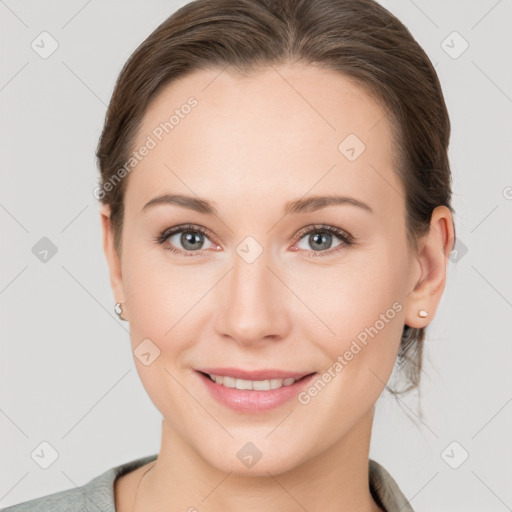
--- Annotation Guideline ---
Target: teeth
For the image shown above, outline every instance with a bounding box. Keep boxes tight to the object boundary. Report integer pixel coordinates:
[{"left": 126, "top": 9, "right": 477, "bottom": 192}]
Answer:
[{"left": 208, "top": 374, "right": 298, "bottom": 390}]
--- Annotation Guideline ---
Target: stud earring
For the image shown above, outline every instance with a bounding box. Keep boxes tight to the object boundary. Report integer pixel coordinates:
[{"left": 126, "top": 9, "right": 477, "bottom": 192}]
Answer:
[
  {"left": 417, "top": 309, "right": 428, "bottom": 318},
  {"left": 115, "top": 302, "right": 127, "bottom": 321}
]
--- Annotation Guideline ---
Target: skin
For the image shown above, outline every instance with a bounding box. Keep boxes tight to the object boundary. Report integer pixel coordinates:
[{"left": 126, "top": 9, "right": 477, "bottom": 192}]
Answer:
[{"left": 100, "top": 62, "right": 454, "bottom": 512}]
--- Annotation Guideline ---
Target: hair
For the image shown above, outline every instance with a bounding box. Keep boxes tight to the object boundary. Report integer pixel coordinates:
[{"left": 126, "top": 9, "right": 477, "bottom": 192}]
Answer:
[{"left": 95, "top": 0, "right": 456, "bottom": 398}]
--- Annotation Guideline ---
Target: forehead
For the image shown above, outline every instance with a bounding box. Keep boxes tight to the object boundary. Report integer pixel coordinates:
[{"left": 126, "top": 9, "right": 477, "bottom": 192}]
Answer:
[{"left": 125, "top": 63, "right": 403, "bottom": 218}]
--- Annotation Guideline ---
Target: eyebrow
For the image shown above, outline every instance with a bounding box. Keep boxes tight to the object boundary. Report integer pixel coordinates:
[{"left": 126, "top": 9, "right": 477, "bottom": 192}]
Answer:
[{"left": 142, "top": 193, "right": 373, "bottom": 215}]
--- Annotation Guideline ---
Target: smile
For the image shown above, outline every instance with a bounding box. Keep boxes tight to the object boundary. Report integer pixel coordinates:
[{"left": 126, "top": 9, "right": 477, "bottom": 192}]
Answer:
[{"left": 195, "top": 369, "right": 317, "bottom": 413}]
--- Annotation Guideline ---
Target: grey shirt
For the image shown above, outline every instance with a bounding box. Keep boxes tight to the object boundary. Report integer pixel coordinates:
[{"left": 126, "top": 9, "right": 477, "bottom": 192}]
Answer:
[{"left": 1, "top": 454, "right": 414, "bottom": 512}]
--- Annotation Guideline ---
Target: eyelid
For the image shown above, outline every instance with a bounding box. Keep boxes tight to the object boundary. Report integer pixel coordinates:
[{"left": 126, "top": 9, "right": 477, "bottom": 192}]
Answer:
[
  {"left": 294, "top": 224, "right": 353, "bottom": 243},
  {"left": 155, "top": 224, "right": 218, "bottom": 256},
  {"left": 291, "top": 224, "right": 354, "bottom": 257},
  {"left": 156, "top": 223, "right": 354, "bottom": 257}
]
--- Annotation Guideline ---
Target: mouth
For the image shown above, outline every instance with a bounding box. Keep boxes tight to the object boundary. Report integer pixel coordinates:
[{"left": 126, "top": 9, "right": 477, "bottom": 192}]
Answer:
[{"left": 194, "top": 368, "right": 317, "bottom": 413}]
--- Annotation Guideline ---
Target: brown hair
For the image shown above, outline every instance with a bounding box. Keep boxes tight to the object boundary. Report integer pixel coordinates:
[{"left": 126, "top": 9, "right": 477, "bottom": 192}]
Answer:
[{"left": 95, "top": 0, "right": 456, "bottom": 397}]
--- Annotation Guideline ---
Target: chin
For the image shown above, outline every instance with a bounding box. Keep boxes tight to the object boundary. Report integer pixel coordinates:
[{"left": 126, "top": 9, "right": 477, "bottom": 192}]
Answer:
[{"left": 199, "top": 439, "right": 307, "bottom": 477}]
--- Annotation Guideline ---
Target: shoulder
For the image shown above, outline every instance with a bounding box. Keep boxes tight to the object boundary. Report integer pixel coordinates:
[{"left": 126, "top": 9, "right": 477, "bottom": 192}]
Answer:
[
  {"left": 0, "top": 483, "right": 89, "bottom": 512},
  {"left": 0, "top": 454, "right": 158, "bottom": 512}
]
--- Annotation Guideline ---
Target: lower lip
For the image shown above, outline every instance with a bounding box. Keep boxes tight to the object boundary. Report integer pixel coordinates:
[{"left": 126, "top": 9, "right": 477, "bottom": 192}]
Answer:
[{"left": 196, "top": 371, "right": 317, "bottom": 413}]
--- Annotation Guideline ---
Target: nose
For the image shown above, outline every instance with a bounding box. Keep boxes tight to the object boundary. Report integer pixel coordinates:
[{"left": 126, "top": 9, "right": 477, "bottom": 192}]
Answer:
[{"left": 215, "top": 248, "right": 291, "bottom": 347}]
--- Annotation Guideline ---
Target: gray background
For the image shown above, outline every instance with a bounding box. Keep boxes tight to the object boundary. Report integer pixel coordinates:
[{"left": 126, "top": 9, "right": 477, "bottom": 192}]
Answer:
[{"left": 1, "top": 0, "right": 511, "bottom": 510}]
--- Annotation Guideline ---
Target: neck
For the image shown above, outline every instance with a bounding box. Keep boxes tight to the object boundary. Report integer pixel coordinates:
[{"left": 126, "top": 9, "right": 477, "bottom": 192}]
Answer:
[{"left": 136, "top": 407, "right": 382, "bottom": 512}]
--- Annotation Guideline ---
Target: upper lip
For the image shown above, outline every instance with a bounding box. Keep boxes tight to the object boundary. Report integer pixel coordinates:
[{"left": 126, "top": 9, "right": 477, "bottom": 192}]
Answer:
[{"left": 196, "top": 367, "right": 315, "bottom": 381}]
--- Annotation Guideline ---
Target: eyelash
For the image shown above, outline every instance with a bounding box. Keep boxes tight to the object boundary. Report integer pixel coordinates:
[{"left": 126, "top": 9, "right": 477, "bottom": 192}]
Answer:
[{"left": 154, "top": 223, "right": 355, "bottom": 258}]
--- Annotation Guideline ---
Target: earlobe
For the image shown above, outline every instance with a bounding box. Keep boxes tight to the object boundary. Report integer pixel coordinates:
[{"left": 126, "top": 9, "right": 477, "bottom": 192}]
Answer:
[
  {"left": 99, "top": 204, "right": 127, "bottom": 317},
  {"left": 404, "top": 205, "right": 455, "bottom": 329}
]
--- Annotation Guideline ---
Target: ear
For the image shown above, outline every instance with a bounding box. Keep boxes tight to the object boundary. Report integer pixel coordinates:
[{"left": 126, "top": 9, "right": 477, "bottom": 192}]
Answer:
[
  {"left": 404, "top": 205, "right": 455, "bottom": 329},
  {"left": 99, "top": 203, "right": 127, "bottom": 319}
]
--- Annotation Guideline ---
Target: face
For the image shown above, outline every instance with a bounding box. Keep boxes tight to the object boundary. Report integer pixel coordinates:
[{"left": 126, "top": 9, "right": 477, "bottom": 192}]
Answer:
[{"left": 101, "top": 63, "right": 442, "bottom": 476}]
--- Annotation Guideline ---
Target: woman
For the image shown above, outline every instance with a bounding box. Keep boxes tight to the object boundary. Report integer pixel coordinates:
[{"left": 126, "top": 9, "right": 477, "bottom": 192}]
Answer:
[{"left": 2, "top": 0, "right": 456, "bottom": 510}]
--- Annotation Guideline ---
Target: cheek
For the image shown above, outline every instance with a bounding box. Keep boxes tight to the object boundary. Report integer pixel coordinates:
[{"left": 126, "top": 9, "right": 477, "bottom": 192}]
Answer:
[
  {"left": 121, "top": 248, "right": 199, "bottom": 419},
  {"left": 122, "top": 245, "right": 201, "bottom": 374},
  {"left": 290, "top": 260, "right": 406, "bottom": 431},
  {"left": 288, "top": 244, "right": 407, "bottom": 374},
  {"left": 123, "top": 239, "right": 205, "bottom": 328}
]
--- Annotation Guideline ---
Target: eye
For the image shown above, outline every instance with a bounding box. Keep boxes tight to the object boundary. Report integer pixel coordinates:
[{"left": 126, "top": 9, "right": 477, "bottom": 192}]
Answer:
[
  {"left": 154, "top": 224, "right": 218, "bottom": 256},
  {"left": 292, "top": 224, "right": 354, "bottom": 257},
  {"left": 155, "top": 223, "right": 354, "bottom": 258}
]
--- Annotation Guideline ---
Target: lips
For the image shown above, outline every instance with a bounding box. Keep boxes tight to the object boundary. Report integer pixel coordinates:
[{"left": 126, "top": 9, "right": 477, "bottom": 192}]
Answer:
[{"left": 194, "top": 368, "right": 318, "bottom": 413}]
